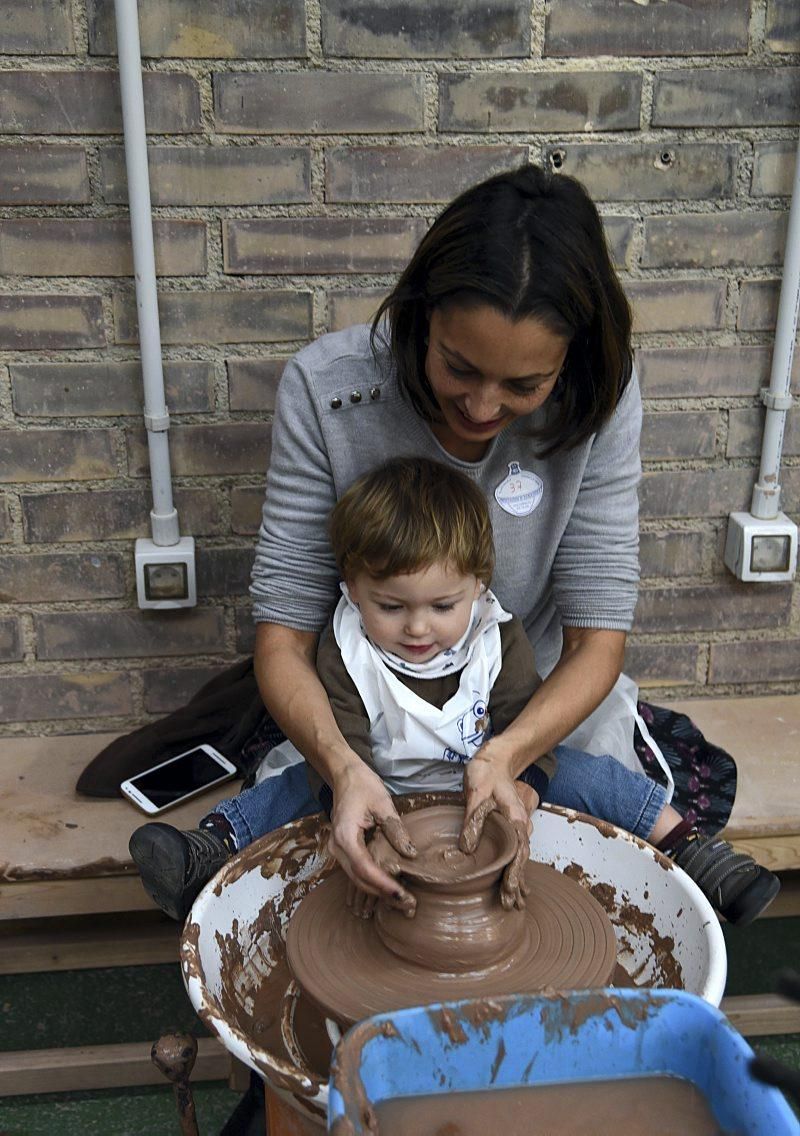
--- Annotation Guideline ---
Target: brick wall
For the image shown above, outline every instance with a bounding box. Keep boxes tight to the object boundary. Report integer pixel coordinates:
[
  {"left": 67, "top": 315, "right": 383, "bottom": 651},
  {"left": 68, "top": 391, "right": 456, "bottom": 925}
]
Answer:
[{"left": 0, "top": 0, "right": 798, "bottom": 736}]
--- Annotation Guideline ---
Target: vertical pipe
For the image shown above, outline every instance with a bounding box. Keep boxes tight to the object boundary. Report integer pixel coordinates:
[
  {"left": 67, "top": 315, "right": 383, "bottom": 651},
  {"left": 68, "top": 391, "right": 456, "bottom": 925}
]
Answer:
[
  {"left": 751, "top": 130, "right": 800, "bottom": 520},
  {"left": 114, "top": 0, "right": 179, "bottom": 546}
]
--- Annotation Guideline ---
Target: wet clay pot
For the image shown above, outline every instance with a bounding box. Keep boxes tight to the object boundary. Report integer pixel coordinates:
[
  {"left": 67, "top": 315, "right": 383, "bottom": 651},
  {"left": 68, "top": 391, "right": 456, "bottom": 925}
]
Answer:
[{"left": 372, "top": 806, "right": 524, "bottom": 973}]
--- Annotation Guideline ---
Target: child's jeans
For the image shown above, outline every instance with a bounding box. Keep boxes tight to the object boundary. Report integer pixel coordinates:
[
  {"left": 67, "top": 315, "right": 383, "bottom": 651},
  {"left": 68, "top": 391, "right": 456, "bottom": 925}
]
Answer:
[{"left": 210, "top": 745, "right": 670, "bottom": 853}]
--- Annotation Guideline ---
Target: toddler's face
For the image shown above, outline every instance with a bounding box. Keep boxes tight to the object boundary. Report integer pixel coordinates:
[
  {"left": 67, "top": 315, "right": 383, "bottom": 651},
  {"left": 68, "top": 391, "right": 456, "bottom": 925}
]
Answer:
[{"left": 348, "top": 562, "right": 481, "bottom": 665}]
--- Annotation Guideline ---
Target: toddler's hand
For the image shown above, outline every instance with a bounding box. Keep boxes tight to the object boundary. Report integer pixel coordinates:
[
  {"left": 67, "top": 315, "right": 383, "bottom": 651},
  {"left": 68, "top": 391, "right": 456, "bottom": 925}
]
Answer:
[
  {"left": 329, "top": 759, "right": 417, "bottom": 915},
  {"left": 460, "top": 752, "right": 536, "bottom": 911}
]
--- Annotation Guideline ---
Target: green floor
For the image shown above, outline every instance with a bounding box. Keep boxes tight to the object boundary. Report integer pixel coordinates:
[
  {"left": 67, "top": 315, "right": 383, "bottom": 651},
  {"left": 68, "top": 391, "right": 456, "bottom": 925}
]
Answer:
[{"left": 0, "top": 918, "right": 798, "bottom": 1135}]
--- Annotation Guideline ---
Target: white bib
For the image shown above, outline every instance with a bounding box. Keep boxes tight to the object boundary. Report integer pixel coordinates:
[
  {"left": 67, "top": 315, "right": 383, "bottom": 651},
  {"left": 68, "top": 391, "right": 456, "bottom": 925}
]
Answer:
[{"left": 334, "top": 588, "right": 511, "bottom": 794}]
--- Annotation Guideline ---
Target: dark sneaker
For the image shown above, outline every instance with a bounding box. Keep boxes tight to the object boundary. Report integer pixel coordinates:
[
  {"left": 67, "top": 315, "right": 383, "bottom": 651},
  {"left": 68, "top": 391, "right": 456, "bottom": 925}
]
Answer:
[
  {"left": 669, "top": 832, "right": 780, "bottom": 927},
  {"left": 128, "top": 823, "right": 230, "bottom": 922}
]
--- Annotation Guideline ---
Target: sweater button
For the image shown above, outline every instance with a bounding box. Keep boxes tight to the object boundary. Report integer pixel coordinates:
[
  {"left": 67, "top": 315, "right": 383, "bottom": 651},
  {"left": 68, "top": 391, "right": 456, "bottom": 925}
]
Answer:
[
  {"left": 350, "top": 390, "right": 362, "bottom": 403},
  {"left": 370, "top": 387, "right": 381, "bottom": 400},
  {"left": 330, "top": 397, "right": 342, "bottom": 409}
]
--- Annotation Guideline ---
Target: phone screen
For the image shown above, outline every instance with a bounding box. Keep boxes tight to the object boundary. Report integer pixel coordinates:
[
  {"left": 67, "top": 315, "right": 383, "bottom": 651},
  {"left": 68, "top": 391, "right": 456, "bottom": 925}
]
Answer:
[{"left": 127, "top": 748, "right": 231, "bottom": 808}]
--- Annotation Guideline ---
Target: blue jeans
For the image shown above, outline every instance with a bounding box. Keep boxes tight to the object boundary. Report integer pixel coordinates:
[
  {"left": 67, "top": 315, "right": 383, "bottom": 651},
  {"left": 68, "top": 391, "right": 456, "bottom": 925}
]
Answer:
[{"left": 211, "top": 746, "right": 669, "bottom": 851}]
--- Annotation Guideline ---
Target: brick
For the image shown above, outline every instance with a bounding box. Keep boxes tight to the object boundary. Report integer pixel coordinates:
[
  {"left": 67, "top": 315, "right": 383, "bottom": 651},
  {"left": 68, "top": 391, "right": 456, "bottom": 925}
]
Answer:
[
  {"left": 439, "top": 71, "right": 641, "bottom": 133},
  {"left": 197, "top": 546, "right": 253, "bottom": 596},
  {"left": 328, "top": 289, "right": 388, "bottom": 332},
  {"left": 766, "top": 0, "right": 800, "bottom": 52},
  {"left": 88, "top": 0, "right": 306, "bottom": 58},
  {"left": 0, "top": 72, "right": 201, "bottom": 135},
  {"left": 114, "top": 290, "right": 311, "bottom": 345},
  {"left": 544, "top": 0, "right": 749, "bottom": 56},
  {"left": 321, "top": 0, "right": 530, "bottom": 58},
  {"left": 624, "top": 642, "right": 700, "bottom": 686},
  {"left": 11, "top": 360, "right": 214, "bottom": 417},
  {"left": 636, "top": 346, "right": 799, "bottom": 398},
  {"left": 738, "top": 280, "right": 780, "bottom": 331},
  {"left": 0, "top": 219, "right": 206, "bottom": 277},
  {"left": 227, "top": 358, "right": 286, "bottom": 412},
  {"left": 224, "top": 218, "right": 428, "bottom": 275},
  {"left": 236, "top": 608, "right": 256, "bottom": 654},
  {"left": 35, "top": 608, "right": 227, "bottom": 661},
  {"left": 325, "top": 145, "right": 527, "bottom": 203},
  {"left": 101, "top": 145, "right": 311, "bottom": 207},
  {"left": 143, "top": 665, "right": 228, "bottom": 714},
  {"left": 726, "top": 408, "right": 799, "bottom": 458},
  {"left": 627, "top": 279, "right": 725, "bottom": 333},
  {"left": 0, "top": 496, "right": 11, "bottom": 542},
  {"left": 126, "top": 422, "right": 271, "bottom": 476},
  {"left": 0, "top": 145, "right": 89, "bottom": 205},
  {"left": 0, "top": 673, "right": 133, "bottom": 724},
  {"left": 643, "top": 211, "right": 788, "bottom": 269},
  {"left": 640, "top": 469, "right": 756, "bottom": 520},
  {"left": 0, "top": 618, "right": 23, "bottom": 662},
  {"left": 22, "top": 487, "right": 225, "bottom": 543},
  {"left": 546, "top": 143, "right": 736, "bottom": 201},
  {"left": 639, "top": 531, "right": 705, "bottom": 578},
  {"left": 231, "top": 486, "right": 264, "bottom": 534},
  {"left": 709, "top": 638, "right": 800, "bottom": 684},
  {"left": 602, "top": 217, "right": 635, "bottom": 270},
  {"left": 752, "top": 142, "right": 795, "bottom": 197},
  {"left": 215, "top": 72, "right": 425, "bottom": 134},
  {"left": 641, "top": 411, "right": 717, "bottom": 460},
  {"left": 0, "top": 428, "right": 115, "bottom": 483},
  {"left": 0, "top": 295, "right": 105, "bottom": 350},
  {"left": 0, "top": 553, "right": 125, "bottom": 602},
  {"left": 0, "top": 0, "right": 74, "bottom": 53},
  {"left": 653, "top": 68, "right": 800, "bottom": 127},
  {"left": 635, "top": 582, "right": 793, "bottom": 633}
]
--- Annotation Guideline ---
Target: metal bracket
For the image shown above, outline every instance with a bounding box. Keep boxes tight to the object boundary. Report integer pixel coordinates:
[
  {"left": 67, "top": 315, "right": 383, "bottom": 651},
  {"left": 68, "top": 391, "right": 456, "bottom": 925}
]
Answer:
[{"left": 760, "top": 388, "right": 794, "bottom": 411}]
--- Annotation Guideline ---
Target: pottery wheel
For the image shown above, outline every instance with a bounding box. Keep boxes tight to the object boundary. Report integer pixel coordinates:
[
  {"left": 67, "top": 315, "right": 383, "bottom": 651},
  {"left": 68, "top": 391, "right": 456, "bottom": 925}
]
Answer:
[{"left": 285, "top": 859, "right": 617, "bottom": 1027}]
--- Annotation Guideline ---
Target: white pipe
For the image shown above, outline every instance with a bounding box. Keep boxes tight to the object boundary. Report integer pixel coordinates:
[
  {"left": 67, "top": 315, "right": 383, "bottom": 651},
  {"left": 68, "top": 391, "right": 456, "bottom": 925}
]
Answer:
[
  {"left": 751, "top": 129, "right": 800, "bottom": 520},
  {"left": 114, "top": 0, "right": 179, "bottom": 546}
]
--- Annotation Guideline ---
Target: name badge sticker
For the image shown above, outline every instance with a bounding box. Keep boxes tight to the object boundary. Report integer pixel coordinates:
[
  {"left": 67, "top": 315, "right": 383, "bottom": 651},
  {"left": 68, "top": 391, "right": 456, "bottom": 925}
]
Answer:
[{"left": 494, "top": 461, "right": 543, "bottom": 517}]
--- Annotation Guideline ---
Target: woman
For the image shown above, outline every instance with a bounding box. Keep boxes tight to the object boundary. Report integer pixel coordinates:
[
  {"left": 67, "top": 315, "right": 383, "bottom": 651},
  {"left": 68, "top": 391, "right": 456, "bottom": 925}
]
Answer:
[
  {"left": 131, "top": 162, "right": 775, "bottom": 929},
  {"left": 251, "top": 163, "right": 641, "bottom": 904}
]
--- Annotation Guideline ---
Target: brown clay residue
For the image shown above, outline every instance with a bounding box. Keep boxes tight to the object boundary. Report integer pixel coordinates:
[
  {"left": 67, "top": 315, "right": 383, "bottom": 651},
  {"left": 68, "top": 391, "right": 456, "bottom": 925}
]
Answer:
[
  {"left": 540, "top": 990, "right": 658, "bottom": 1044},
  {"left": 330, "top": 1018, "right": 402, "bottom": 1136},
  {"left": 430, "top": 1006, "right": 468, "bottom": 1045},
  {"left": 616, "top": 904, "right": 683, "bottom": 990},
  {"left": 4, "top": 856, "right": 138, "bottom": 882},
  {"left": 589, "top": 881, "right": 617, "bottom": 914}
]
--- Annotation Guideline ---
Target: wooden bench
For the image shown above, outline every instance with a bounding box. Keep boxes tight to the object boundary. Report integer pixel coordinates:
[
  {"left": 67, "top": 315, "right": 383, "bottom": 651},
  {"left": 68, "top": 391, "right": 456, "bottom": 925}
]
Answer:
[
  {"left": 1, "top": 695, "right": 799, "bottom": 1094},
  {"left": 0, "top": 732, "right": 241, "bottom": 1096}
]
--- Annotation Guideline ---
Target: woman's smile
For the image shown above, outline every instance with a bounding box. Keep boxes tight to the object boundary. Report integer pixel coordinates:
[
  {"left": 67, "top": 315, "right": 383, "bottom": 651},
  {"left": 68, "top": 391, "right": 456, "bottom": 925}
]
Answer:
[{"left": 425, "top": 304, "right": 569, "bottom": 461}]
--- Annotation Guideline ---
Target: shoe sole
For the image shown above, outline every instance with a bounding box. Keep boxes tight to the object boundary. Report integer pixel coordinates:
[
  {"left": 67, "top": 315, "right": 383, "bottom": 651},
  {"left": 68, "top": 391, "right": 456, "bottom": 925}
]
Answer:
[
  {"left": 128, "top": 825, "right": 195, "bottom": 923},
  {"left": 724, "top": 868, "right": 781, "bottom": 928}
]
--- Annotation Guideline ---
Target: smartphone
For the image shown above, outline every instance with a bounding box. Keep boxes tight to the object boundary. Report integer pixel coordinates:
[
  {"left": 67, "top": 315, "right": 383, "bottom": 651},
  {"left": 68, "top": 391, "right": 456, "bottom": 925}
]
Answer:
[{"left": 120, "top": 744, "right": 238, "bottom": 815}]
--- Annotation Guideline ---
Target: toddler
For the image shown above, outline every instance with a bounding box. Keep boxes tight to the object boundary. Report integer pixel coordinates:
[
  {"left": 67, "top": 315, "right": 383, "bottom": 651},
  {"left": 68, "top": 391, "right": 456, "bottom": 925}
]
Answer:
[{"left": 130, "top": 459, "right": 779, "bottom": 927}]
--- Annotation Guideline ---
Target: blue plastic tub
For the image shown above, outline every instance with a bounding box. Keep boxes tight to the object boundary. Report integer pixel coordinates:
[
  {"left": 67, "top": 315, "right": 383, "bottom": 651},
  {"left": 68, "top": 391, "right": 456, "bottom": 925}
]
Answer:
[{"left": 328, "top": 989, "right": 799, "bottom": 1134}]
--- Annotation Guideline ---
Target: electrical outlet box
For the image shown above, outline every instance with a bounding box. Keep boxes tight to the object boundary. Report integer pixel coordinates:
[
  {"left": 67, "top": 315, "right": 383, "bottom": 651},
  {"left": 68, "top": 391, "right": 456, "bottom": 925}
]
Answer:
[
  {"left": 724, "top": 512, "right": 798, "bottom": 582},
  {"left": 135, "top": 536, "right": 197, "bottom": 609}
]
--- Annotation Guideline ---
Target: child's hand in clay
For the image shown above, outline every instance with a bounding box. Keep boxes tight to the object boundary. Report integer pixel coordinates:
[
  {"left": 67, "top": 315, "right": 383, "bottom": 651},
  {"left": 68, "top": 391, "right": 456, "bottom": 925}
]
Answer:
[
  {"left": 330, "top": 759, "right": 418, "bottom": 914},
  {"left": 460, "top": 750, "right": 534, "bottom": 910}
]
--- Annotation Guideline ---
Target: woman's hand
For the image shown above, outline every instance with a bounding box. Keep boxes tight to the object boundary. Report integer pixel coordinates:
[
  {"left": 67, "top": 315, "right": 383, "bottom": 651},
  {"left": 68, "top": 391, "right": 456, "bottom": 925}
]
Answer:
[
  {"left": 329, "top": 760, "right": 418, "bottom": 915},
  {"left": 460, "top": 746, "right": 537, "bottom": 910}
]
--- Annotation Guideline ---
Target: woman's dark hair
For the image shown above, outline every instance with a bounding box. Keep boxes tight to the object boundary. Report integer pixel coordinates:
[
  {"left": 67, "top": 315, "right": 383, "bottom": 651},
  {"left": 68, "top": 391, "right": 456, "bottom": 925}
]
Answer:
[{"left": 370, "top": 164, "right": 633, "bottom": 455}]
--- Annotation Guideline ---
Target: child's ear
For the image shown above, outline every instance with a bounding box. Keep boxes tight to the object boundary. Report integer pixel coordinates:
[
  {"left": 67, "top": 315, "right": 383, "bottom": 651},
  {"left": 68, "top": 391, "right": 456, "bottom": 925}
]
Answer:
[
  {"left": 346, "top": 577, "right": 361, "bottom": 606},
  {"left": 473, "top": 578, "right": 483, "bottom": 599}
]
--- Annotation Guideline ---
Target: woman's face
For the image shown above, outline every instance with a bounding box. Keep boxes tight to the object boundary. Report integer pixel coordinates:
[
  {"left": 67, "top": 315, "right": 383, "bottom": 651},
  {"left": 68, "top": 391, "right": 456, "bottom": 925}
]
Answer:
[{"left": 425, "top": 303, "right": 570, "bottom": 460}]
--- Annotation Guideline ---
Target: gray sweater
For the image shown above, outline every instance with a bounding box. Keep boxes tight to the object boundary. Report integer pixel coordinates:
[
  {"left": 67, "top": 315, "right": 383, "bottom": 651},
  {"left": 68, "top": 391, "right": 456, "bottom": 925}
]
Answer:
[{"left": 250, "top": 323, "right": 641, "bottom": 676}]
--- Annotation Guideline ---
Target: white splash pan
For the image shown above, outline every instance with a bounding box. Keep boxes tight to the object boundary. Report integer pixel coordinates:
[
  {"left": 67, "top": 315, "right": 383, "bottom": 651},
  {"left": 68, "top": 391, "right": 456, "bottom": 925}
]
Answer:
[{"left": 181, "top": 800, "right": 727, "bottom": 1128}]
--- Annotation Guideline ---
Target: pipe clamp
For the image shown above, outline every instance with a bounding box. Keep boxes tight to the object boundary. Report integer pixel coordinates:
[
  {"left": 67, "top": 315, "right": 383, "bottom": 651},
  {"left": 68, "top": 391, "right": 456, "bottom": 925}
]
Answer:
[
  {"left": 760, "top": 388, "right": 794, "bottom": 411},
  {"left": 144, "top": 410, "right": 170, "bottom": 431}
]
